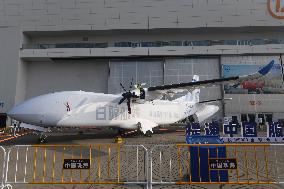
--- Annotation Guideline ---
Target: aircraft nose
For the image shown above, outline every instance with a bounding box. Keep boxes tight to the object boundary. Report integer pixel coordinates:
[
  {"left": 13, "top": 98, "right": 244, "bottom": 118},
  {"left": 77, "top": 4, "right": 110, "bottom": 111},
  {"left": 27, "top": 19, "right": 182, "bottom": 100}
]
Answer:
[
  {"left": 8, "top": 104, "right": 26, "bottom": 120},
  {"left": 8, "top": 101, "right": 44, "bottom": 125}
]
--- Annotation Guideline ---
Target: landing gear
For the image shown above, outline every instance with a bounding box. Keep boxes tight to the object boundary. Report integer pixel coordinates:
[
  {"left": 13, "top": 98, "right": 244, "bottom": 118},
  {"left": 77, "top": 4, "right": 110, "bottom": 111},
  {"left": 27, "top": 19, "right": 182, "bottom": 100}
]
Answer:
[
  {"left": 38, "top": 133, "right": 47, "bottom": 143},
  {"left": 35, "top": 132, "right": 47, "bottom": 143},
  {"left": 145, "top": 130, "right": 152, "bottom": 137},
  {"left": 137, "top": 122, "right": 153, "bottom": 137},
  {"left": 10, "top": 120, "right": 20, "bottom": 136}
]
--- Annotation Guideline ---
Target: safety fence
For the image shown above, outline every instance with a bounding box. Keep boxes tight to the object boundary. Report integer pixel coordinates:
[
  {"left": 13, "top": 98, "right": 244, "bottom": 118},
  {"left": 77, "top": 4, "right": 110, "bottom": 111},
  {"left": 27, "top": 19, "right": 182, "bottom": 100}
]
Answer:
[
  {"left": 0, "top": 147, "right": 6, "bottom": 189},
  {"left": 150, "top": 144, "right": 284, "bottom": 188},
  {"left": 0, "top": 144, "right": 148, "bottom": 189},
  {"left": 1, "top": 144, "right": 284, "bottom": 189}
]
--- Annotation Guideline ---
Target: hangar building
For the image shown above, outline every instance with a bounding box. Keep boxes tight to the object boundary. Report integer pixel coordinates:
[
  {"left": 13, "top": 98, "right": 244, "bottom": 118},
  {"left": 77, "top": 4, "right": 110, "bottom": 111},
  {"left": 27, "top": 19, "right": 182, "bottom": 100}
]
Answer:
[{"left": 0, "top": 0, "right": 284, "bottom": 126}]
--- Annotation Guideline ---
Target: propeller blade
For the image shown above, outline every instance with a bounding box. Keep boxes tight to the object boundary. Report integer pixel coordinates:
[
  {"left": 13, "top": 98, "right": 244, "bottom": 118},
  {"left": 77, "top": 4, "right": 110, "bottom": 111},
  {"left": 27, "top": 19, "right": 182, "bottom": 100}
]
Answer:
[
  {"left": 118, "top": 97, "right": 126, "bottom": 105},
  {"left": 127, "top": 99, "right": 131, "bottom": 114},
  {"left": 120, "top": 83, "right": 127, "bottom": 92}
]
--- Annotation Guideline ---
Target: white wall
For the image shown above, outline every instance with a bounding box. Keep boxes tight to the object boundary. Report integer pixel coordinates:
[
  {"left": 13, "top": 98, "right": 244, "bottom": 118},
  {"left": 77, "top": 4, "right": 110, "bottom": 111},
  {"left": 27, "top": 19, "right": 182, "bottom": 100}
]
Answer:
[
  {"left": 27, "top": 31, "right": 284, "bottom": 45},
  {"left": 0, "top": 0, "right": 283, "bottom": 31},
  {"left": 224, "top": 94, "right": 284, "bottom": 114}
]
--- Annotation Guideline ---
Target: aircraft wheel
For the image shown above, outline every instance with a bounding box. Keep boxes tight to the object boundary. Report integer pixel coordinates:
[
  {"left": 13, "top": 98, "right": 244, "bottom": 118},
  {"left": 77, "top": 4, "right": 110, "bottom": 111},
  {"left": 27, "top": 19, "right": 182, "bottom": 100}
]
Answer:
[
  {"left": 38, "top": 134, "right": 47, "bottom": 143},
  {"left": 145, "top": 130, "right": 152, "bottom": 137},
  {"left": 38, "top": 138, "right": 46, "bottom": 143}
]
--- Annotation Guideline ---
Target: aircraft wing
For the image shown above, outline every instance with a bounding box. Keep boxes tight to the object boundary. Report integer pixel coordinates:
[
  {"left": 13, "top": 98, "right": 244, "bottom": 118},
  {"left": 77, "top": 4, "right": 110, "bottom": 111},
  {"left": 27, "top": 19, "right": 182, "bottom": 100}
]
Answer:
[{"left": 147, "top": 60, "right": 274, "bottom": 97}]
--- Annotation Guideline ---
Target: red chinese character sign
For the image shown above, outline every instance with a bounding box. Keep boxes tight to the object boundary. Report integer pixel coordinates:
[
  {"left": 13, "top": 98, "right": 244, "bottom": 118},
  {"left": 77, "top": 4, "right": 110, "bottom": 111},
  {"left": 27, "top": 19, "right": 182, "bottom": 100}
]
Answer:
[{"left": 249, "top": 101, "right": 262, "bottom": 106}]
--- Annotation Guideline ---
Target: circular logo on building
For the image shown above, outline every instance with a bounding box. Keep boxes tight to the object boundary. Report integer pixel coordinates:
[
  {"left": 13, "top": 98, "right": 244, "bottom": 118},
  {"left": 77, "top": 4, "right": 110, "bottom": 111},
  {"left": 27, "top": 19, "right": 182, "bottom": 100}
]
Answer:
[{"left": 268, "top": 0, "right": 284, "bottom": 19}]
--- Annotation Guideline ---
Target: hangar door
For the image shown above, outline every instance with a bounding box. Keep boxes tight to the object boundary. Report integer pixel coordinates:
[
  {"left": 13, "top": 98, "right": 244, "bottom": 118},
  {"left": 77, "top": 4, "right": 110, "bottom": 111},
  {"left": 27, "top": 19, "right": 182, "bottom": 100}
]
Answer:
[
  {"left": 164, "top": 58, "right": 221, "bottom": 101},
  {"left": 109, "top": 57, "right": 222, "bottom": 120},
  {"left": 26, "top": 59, "right": 109, "bottom": 98},
  {"left": 108, "top": 59, "right": 164, "bottom": 94},
  {"left": 164, "top": 57, "right": 222, "bottom": 119}
]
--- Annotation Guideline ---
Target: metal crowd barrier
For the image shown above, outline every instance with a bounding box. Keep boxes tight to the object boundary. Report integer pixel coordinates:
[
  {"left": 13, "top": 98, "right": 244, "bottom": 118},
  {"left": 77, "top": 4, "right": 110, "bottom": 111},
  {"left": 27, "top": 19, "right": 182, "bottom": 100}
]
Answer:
[
  {"left": 1, "top": 144, "right": 148, "bottom": 188},
  {"left": 150, "top": 144, "right": 284, "bottom": 188},
  {"left": 0, "top": 146, "right": 7, "bottom": 189},
  {"left": 1, "top": 144, "right": 284, "bottom": 188}
]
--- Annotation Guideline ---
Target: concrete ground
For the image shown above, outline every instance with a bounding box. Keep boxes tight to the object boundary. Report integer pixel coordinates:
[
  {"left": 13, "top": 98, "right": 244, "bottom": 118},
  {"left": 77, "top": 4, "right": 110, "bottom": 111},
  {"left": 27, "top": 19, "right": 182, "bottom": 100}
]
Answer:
[{"left": 0, "top": 128, "right": 283, "bottom": 189}]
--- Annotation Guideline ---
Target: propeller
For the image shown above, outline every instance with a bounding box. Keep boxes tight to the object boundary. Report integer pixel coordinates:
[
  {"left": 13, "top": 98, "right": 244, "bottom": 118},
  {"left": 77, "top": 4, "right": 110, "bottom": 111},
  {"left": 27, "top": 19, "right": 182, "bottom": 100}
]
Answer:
[{"left": 118, "top": 78, "right": 139, "bottom": 114}]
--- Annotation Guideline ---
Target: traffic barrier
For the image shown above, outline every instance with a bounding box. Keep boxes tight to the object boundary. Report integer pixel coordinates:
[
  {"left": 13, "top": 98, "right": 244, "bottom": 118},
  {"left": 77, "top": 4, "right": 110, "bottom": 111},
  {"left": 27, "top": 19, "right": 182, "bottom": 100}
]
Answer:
[
  {"left": 150, "top": 144, "right": 284, "bottom": 188},
  {"left": 3, "top": 144, "right": 148, "bottom": 188}
]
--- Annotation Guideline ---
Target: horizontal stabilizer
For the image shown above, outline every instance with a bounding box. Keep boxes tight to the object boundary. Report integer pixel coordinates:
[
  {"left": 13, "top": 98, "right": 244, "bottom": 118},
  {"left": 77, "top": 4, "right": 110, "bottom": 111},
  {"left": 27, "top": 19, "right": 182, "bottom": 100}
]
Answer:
[{"left": 199, "top": 98, "right": 232, "bottom": 104}]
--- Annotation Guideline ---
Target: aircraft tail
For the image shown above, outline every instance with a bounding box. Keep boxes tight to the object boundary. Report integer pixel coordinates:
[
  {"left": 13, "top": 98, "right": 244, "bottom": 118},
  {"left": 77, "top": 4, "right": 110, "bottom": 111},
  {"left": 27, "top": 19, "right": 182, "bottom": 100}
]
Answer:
[
  {"left": 174, "top": 75, "right": 200, "bottom": 103},
  {"left": 191, "top": 88, "right": 200, "bottom": 103}
]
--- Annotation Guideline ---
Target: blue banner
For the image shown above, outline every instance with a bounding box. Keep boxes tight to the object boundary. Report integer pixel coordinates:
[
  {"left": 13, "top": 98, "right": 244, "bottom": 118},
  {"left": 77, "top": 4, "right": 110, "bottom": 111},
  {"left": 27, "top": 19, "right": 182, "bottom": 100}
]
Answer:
[{"left": 186, "top": 121, "right": 284, "bottom": 143}]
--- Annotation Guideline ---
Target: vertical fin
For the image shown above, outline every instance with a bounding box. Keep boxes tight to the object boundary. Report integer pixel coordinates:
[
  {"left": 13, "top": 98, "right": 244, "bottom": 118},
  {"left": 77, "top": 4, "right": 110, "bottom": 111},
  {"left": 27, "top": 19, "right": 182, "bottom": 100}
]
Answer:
[
  {"left": 191, "top": 75, "right": 200, "bottom": 103},
  {"left": 191, "top": 88, "right": 200, "bottom": 103},
  {"left": 174, "top": 75, "right": 200, "bottom": 102}
]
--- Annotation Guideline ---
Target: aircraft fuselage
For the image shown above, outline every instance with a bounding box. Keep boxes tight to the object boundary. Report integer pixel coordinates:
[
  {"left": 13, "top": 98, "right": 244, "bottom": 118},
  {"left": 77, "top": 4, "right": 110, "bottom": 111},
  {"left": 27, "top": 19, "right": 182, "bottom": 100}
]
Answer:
[{"left": 8, "top": 91, "right": 197, "bottom": 130}]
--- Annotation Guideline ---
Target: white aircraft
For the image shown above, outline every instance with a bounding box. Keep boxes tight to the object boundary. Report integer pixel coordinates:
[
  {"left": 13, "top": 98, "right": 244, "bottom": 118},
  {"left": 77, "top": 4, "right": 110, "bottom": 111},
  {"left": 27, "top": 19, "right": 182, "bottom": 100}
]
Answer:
[{"left": 8, "top": 60, "right": 274, "bottom": 142}]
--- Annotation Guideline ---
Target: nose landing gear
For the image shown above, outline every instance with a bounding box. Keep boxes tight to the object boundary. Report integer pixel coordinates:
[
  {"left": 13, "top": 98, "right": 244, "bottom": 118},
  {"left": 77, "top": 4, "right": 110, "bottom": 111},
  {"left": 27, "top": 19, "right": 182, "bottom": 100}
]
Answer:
[
  {"left": 144, "top": 130, "right": 152, "bottom": 137},
  {"left": 38, "top": 133, "right": 47, "bottom": 143},
  {"left": 34, "top": 131, "right": 48, "bottom": 143},
  {"left": 137, "top": 122, "right": 153, "bottom": 137}
]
